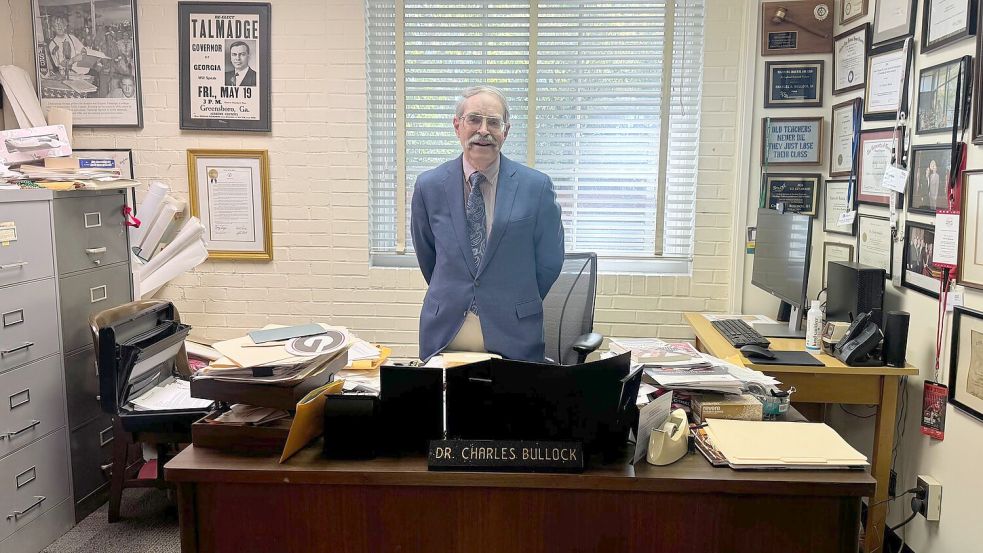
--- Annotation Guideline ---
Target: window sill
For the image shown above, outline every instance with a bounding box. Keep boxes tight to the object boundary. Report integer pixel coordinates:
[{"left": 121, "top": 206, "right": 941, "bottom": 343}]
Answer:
[{"left": 371, "top": 254, "right": 692, "bottom": 276}]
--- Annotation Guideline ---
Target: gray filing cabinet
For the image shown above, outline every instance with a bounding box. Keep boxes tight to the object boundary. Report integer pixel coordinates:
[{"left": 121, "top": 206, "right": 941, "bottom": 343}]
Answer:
[{"left": 0, "top": 189, "right": 133, "bottom": 552}]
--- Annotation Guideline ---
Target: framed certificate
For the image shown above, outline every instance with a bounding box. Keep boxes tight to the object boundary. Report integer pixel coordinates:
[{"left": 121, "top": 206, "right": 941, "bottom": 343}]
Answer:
[
  {"left": 916, "top": 56, "right": 972, "bottom": 135},
  {"left": 762, "top": 173, "right": 821, "bottom": 216},
  {"left": 187, "top": 149, "right": 272, "bottom": 260},
  {"left": 864, "top": 41, "right": 910, "bottom": 120},
  {"left": 858, "top": 214, "right": 894, "bottom": 277},
  {"left": 830, "top": 99, "right": 861, "bottom": 176},
  {"left": 873, "top": 0, "right": 919, "bottom": 46},
  {"left": 921, "top": 0, "right": 978, "bottom": 53},
  {"left": 764, "top": 60, "right": 825, "bottom": 107},
  {"left": 824, "top": 179, "right": 857, "bottom": 235},
  {"left": 834, "top": 24, "right": 869, "bottom": 94},
  {"left": 909, "top": 143, "right": 959, "bottom": 214},
  {"left": 823, "top": 242, "right": 855, "bottom": 286},
  {"left": 761, "top": 117, "right": 823, "bottom": 165},
  {"left": 901, "top": 221, "right": 941, "bottom": 297},
  {"left": 840, "top": 0, "right": 870, "bottom": 25},
  {"left": 857, "top": 127, "right": 904, "bottom": 206},
  {"left": 948, "top": 306, "right": 983, "bottom": 422},
  {"left": 958, "top": 170, "right": 983, "bottom": 289}
]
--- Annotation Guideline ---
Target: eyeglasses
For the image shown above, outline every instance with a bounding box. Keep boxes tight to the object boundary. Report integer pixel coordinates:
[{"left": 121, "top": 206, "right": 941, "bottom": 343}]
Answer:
[{"left": 462, "top": 112, "right": 507, "bottom": 131}]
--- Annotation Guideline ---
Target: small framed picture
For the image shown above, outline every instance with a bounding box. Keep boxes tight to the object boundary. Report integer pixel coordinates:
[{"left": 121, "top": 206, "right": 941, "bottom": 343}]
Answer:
[
  {"left": 921, "top": 0, "right": 978, "bottom": 53},
  {"left": 762, "top": 173, "right": 821, "bottom": 216},
  {"left": 824, "top": 179, "right": 857, "bottom": 235},
  {"left": 908, "top": 143, "right": 960, "bottom": 214},
  {"left": 858, "top": 214, "right": 894, "bottom": 277},
  {"left": 761, "top": 117, "right": 823, "bottom": 166},
  {"left": 834, "top": 24, "right": 869, "bottom": 95},
  {"left": 840, "top": 0, "right": 870, "bottom": 26},
  {"left": 948, "top": 306, "right": 983, "bottom": 422},
  {"left": 187, "top": 149, "right": 272, "bottom": 260},
  {"left": 916, "top": 56, "right": 972, "bottom": 135},
  {"left": 901, "top": 221, "right": 940, "bottom": 297},
  {"left": 823, "top": 242, "right": 855, "bottom": 286},
  {"left": 865, "top": 41, "right": 911, "bottom": 120},
  {"left": 765, "top": 60, "right": 825, "bottom": 108},
  {"left": 857, "top": 127, "right": 904, "bottom": 206},
  {"left": 958, "top": 170, "right": 983, "bottom": 289},
  {"left": 873, "top": 0, "right": 919, "bottom": 47},
  {"left": 830, "top": 99, "right": 861, "bottom": 177}
]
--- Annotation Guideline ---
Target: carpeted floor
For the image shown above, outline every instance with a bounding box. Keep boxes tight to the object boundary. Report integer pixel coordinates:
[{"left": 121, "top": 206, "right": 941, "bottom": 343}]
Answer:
[{"left": 43, "top": 489, "right": 179, "bottom": 553}]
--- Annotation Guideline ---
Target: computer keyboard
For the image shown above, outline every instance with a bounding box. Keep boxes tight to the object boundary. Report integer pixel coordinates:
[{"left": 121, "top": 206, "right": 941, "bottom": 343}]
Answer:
[{"left": 710, "top": 319, "right": 772, "bottom": 348}]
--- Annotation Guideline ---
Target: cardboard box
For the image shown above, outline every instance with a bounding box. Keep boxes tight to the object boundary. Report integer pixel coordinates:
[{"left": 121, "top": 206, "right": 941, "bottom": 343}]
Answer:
[{"left": 692, "top": 394, "right": 763, "bottom": 422}]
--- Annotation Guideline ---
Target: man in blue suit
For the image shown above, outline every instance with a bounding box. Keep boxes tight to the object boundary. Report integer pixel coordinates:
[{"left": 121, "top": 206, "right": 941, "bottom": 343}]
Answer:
[{"left": 412, "top": 85, "right": 565, "bottom": 362}]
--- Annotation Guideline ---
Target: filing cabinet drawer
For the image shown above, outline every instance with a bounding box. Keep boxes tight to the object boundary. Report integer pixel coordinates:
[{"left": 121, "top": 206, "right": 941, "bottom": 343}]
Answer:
[
  {"left": 0, "top": 201, "right": 54, "bottom": 288},
  {"left": 52, "top": 192, "right": 129, "bottom": 275},
  {"left": 0, "top": 356, "right": 66, "bottom": 459},
  {"left": 0, "top": 280, "right": 59, "bottom": 374},
  {"left": 64, "top": 347, "right": 102, "bottom": 430},
  {"left": 59, "top": 265, "right": 132, "bottom": 353},
  {"left": 69, "top": 415, "right": 115, "bottom": 503},
  {"left": 0, "top": 428, "right": 71, "bottom": 542}
]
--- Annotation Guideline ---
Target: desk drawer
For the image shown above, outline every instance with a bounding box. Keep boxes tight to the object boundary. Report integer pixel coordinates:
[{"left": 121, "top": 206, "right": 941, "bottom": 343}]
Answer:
[
  {"left": 69, "top": 415, "right": 115, "bottom": 502},
  {"left": 53, "top": 193, "right": 129, "bottom": 275},
  {"left": 65, "top": 347, "right": 102, "bottom": 430},
  {"left": 0, "top": 428, "right": 71, "bottom": 542},
  {"left": 59, "top": 265, "right": 132, "bottom": 354},
  {"left": 0, "top": 201, "right": 54, "bottom": 287},
  {"left": 0, "top": 356, "right": 66, "bottom": 459},
  {"left": 0, "top": 280, "right": 59, "bottom": 374}
]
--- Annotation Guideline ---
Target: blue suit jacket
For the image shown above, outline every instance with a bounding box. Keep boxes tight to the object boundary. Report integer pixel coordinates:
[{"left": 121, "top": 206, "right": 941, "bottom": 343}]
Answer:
[{"left": 411, "top": 155, "right": 565, "bottom": 362}]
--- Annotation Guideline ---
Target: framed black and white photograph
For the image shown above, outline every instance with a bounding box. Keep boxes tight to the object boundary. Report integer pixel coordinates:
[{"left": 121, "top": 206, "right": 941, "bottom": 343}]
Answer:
[
  {"left": 762, "top": 173, "right": 821, "bottom": 216},
  {"left": 761, "top": 117, "right": 823, "bottom": 165},
  {"left": 830, "top": 99, "right": 861, "bottom": 176},
  {"left": 858, "top": 214, "right": 894, "bottom": 277},
  {"left": 834, "top": 24, "right": 869, "bottom": 94},
  {"left": 921, "top": 0, "right": 978, "bottom": 53},
  {"left": 841, "top": 0, "right": 870, "bottom": 26},
  {"left": 873, "top": 0, "right": 918, "bottom": 46},
  {"left": 857, "top": 127, "right": 904, "bottom": 206},
  {"left": 764, "top": 60, "right": 825, "bottom": 108},
  {"left": 916, "top": 56, "right": 972, "bottom": 135},
  {"left": 948, "top": 306, "right": 983, "bottom": 422},
  {"left": 31, "top": 0, "right": 142, "bottom": 127},
  {"left": 178, "top": 2, "right": 272, "bottom": 132},
  {"left": 824, "top": 179, "right": 857, "bottom": 235},
  {"left": 865, "top": 41, "right": 911, "bottom": 120},
  {"left": 823, "top": 242, "right": 855, "bottom": 286},
  {"left": 902, "top": 221, "right": 941, "bottom": 297},
  {"left": 958, "top": 170, "right": 983, "bottom": 289},
  {"left": 909, "top": 144, "right": 959, "bottom": 214}
]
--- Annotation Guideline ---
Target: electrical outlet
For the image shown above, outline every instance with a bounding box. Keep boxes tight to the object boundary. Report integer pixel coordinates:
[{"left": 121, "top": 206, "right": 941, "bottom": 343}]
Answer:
[{"left": 916, "top": 475, "right": 942, "bottom": 521}]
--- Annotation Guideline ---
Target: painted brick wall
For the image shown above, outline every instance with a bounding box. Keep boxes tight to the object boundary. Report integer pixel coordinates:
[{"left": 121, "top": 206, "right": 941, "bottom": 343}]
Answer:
[{"left": 2, "top": 0, "right": 749, "bottom": 358}]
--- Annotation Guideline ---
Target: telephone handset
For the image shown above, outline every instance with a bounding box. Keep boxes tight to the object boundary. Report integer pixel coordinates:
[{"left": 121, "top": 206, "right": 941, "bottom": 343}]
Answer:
[
  {"left": 833, "top": 311, "right": 883, "bottom": 366},
  {"left": 835, "top": 311, "right": 871, "bottom": 351}
]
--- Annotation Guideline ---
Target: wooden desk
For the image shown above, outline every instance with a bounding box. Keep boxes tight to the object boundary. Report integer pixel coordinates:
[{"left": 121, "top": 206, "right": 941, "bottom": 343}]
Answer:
[
  {"left": 166, "top": 444, "right": 874, "bottom": 553},
  {"left": 685, "top": 313, "right": 917, "bottom": 553}
]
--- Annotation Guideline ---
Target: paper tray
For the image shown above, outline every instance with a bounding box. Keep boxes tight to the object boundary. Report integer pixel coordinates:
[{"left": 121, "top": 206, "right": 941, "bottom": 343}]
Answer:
[
  {"left": 191, "top": 412, "right": 292, "bottom": 455},
  {"left": 190, "top": 355, "right": 343, "bottom": 411}
]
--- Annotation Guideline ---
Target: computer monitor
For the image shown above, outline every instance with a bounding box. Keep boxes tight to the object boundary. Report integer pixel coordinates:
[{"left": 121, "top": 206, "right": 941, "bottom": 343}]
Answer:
[{"left": 751, "top": 207, "right": 812, "bottom": 336}]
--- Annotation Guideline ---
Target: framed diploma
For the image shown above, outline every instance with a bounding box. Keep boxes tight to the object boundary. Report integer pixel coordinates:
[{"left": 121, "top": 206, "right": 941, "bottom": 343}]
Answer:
[
  {"left": 864, "top": 42, "right": 910, "bottom": 120},
  {"left": 762, "top": 173, "right": 821, "bottom": 216},
  {"left": 764, "top": 60, "right": 825, "bottom": 107},
  {"left": 840, "top": 0, "right": 870, "bottom": 25},
  {"left": 921, "top": 0, "right": 978, "bottom": 53},
  {"left": 178, "top": 2, "right": 272, "bottom": 132},
  {"left": 948, "top": 306, "right": 983, "bottom": 422},
  {"left": 957, "top": 170, "right": 983, "bottom": 289},
  {"left": 909, "top": 143, "right": 958, "bottom": 214},
  {"left": 824, "top": 179, "right": 857, "bottom": 234},
  {"left": 857, "top": 127, "right": 904, "bottom": 206},
  {"left": 916, "top": 56, "right": 972, "bottom": 135},
  {"left": 901, "top": 221, "right": 941, "bottom": 297},
  {"left": 187, "top": 149, "right": 272, "bottom": 260},
  {"left": 761, "top": 117, "right": 823, "bottom": 165},
  {"left": 873, "top": 0, "right": 918, "bottom": 46},
  {"left": 823, "top": 242, "right": 855, "bottom": 286},
  {"left": 833, "top": 24, "right": 869, "bottom": 94},
  {"left": 857, "top": 214, "right": 894, "bottom": 277},
  {"left": 830, "top": 99, "right": 861, "bottom": 176}
]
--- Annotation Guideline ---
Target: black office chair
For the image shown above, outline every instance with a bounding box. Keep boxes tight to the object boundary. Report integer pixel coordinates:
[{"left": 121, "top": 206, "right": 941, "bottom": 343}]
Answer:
[{"left": 543, "top": 252, "right": 603, "bottom": 365}]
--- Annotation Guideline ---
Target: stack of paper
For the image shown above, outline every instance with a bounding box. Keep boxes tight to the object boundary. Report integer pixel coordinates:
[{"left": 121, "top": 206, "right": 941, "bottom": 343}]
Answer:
[
  {"left": 211, "top": 404, "right": 290, "bottom": 425},
  {"left": 130, "top": 379, "right": 214, "bottom": 411},
  {"left": 609, "top": 338, "right": 711, "bottom": 369},
  {"left": 644, "top": 366, "right": 744, "bottom": 394},
  {"left": 703, "top": 419, "right": 868, "bottom": 470}
]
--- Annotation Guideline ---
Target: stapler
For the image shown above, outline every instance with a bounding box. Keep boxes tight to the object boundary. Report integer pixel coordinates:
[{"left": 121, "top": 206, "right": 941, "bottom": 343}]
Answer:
[{"left": 646, "top": 409, "right": 689, "bottom": 466}]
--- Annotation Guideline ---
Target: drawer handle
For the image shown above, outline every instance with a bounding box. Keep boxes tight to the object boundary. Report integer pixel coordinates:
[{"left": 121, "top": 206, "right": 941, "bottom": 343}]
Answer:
[
  {"left": 90, "top": 285, "right": 108, "bottom": 303},
  {"left": 9, "top": 389, "right": 30, "bottom": 409},
  {"left": 1, "top": 420, "right": 41, "bottom": 440},
  {"left": 1, "top": 342, "right": 33, "bottom": 356},
  {"left": 84, "top": 212, "right": 102, "bottom": 228},
  {"left": 0, "top": 261, "right": 28, "bottom": 271},
  {"left": 7, "top": 496, "right": 45, "bottom": 520},
  {"left": 15, "top": 466, "right": 37, "bottom": 489},
  {"left": 99, "top": 426, "right": 114, "bottom": 447},
  {"left": 2, "top": 309, "right": 24, "bottom": 327},
  {"left": 85, "top": 247, "right": 107, "bottom": 255}
]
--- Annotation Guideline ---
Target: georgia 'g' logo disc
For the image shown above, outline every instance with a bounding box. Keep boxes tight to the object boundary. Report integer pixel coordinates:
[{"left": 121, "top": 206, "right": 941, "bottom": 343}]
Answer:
[{"left": 286, "top": 330, "right": 348, "bottom": 356}]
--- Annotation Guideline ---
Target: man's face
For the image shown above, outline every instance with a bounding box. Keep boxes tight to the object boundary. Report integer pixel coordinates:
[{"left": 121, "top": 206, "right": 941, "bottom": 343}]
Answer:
[
  {"left": 453, "top": 92, "right": 509, "bottom": 171},
  {"left": 120, "top": 78, "right": 134, "bottom": 97},
  {"left": 230, "top": 45, "right": 249, "bottom": 71},
  {"left": 53, "top": 18, "right": 68, "bottom": 36}
]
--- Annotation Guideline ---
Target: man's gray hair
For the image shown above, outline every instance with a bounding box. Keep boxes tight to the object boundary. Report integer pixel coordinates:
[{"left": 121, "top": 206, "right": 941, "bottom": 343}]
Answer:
[{"left": 455, "top": 85, "right": 510, "bottom": 124}]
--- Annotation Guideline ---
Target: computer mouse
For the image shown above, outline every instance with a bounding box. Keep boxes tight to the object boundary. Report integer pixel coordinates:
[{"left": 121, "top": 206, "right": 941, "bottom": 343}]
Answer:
[{"left": 740, "top": 344, "right": 777, "bottom": 360}]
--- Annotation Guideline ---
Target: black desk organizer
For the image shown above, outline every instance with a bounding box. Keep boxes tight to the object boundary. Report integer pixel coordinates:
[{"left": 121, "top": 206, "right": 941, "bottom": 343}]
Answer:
[{"left": 97, "top": 302, "right": 212, "bottom": 433}]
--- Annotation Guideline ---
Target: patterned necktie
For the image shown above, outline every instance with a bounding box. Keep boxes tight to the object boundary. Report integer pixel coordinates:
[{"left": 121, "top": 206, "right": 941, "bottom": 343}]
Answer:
[{"left": 466, "top": 171, "right": 487, "bottom": 314}]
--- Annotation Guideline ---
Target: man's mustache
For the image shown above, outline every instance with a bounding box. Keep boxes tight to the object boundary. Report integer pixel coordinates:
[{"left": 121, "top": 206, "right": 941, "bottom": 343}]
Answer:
[{"left": 468, "top": 133, "right": 499, "bottom": 147}]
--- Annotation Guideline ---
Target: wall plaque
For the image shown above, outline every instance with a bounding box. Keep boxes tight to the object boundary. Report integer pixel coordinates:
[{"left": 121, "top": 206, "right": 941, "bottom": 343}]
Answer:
[
  {"left": 762, "top": 173, "right": 821, "bottom": 216},
  {"left": 761, "top": 1, "right": 834, "bottom": 55}
]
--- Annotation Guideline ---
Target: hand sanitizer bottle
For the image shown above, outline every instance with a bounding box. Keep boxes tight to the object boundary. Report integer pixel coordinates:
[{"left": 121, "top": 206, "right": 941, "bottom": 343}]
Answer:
[{"left": 805, "top": 300, "right": 823, "bottom": 352}]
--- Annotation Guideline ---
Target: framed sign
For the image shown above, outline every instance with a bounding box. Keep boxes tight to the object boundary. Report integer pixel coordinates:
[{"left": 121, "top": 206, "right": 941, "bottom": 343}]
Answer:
[
  {"left": 864, "top": 41, "right": 910, "bottom": 120},
  {"left": 921, "top": 0, "right": 978, "bottom": 53},
  {"left": 840, "top": 0, "right": 870, "bottom": 25},
  {"left": 958, "top": 170, "right": 983, "bottom": 289},
  {"left": 824, "top": 179, "right": 857, "bottom": 235},
  {"left": 902, "top": 221, "right": 941, "bottom": 297},
  {"left": 833, "top": 24, "right": 869, "bottom": 94},
  {"left": 873, "top": 0, "right": 918, "bottom": 46},
  {"left": 857, "top": 127, "right": 904, "bottom": 206},
  {"left": 765, "top": 60, "right": 825, "bottom": 107},
  {"left": 761, "top": 117, "right": 823, "bottom": 165},
  {"left": 948, "top": 306, "right": 983, "bottom": 422},
  {"left": 858, "top": 214, "right": 894, "bottom": 277},
  {"left": 916, "top": 56, "right": 972, "bottom": 135},
  {"left": 187, "top": 149, "right": 272, "bottom": 260},
  {"left": 823, "top": 242, "right": 855, "bottom": 286},
  {"left": 178, "top": 2, "right": 272, "bottom": 132},
  {"left": 762, "top": 173, "right": 821, "bottom": 216},
  {"left": 830, "top": 99, "right": 861, "bottom": 176},
  {"left": 909, "top": 144, "right": 959, "bottom": 214},
  {"left": 31, "top": 0, "right": 143, "bottom": 127},
  {"left": 761, "top": 1, "right": 835, "bottom": 56}
]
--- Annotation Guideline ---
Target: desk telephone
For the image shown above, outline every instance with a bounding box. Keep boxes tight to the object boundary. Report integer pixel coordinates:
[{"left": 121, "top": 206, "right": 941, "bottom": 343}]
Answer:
[{"left": 832, "top": 312, "right": 883, "bottom": 366}]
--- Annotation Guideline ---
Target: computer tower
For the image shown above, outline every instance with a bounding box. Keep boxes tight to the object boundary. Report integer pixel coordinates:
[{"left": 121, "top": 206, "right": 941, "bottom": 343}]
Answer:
[{"left": 826, "top": 261, "right": 885, "bottom": 328}]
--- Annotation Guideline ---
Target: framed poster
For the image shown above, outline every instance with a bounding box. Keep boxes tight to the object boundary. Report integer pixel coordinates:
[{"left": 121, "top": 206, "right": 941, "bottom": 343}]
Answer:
[
  {"left": 858, "top": 214, "right": 894, "bottom": 277},
  {"left": 958, "top": 170, "right": 983, "bottom": 289},
  {"left": 834, "top": 24, "right": 869, "bottom": 94},
  {"left": 841, "top": 0, "right": 870, "bottom": 25},
  {"left": 761, "top": 117, "right": 823, "bottom": 165},
  {"left": 187, "top": 149, "right": 272, "bottom": 260},
  {"left": 857, "top": 127, "right": 904, "bottom": 206},
  {"left": 30, "top": 0, "right": 143, "bottom": 127},
  {"left": 902, "top": 221, "right": 941, "bottom": 297},
  {"left": 948, "top": 306, "right": 983, "bottom": 422},
  {"left": 909, "top": 144, "right": 959, "bottom": 214},
  {"left": 873, "top": 0, "right": 918, "bottom": 46},
  {"left": 762, "top": 173, "right": 821, "bottom": 216},
  {"left": 823, "top": 242, "right": 855, "bottom": 286},
  {"left": 830, "top": 99, "right": 861, "bottom": 176},
  {"left": 824, "top": 179, "right": 857, "bottom": 235},
  {"left": 764, "top": 60, "right": 825, "bottom": 107},
  {"left": 921, "top": 0, "right": 978, "bottom": 53},
  {"left": 916, "top": 56, "right": 972, "bottom": 135},
  {"left": 178, "top": 2, "right": 272, "bottom": 132},
  {"left": 865, "top": 41, "right": 910, "bottom": 120}
]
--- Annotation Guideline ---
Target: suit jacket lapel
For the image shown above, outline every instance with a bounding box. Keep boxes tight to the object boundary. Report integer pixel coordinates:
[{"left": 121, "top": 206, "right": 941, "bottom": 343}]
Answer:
[
  {"left": 443, "top": 155, "right": 476, "bottom": 277},
  {"left": 477, "top": 155, "right": 518, "bottom": 277}
]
